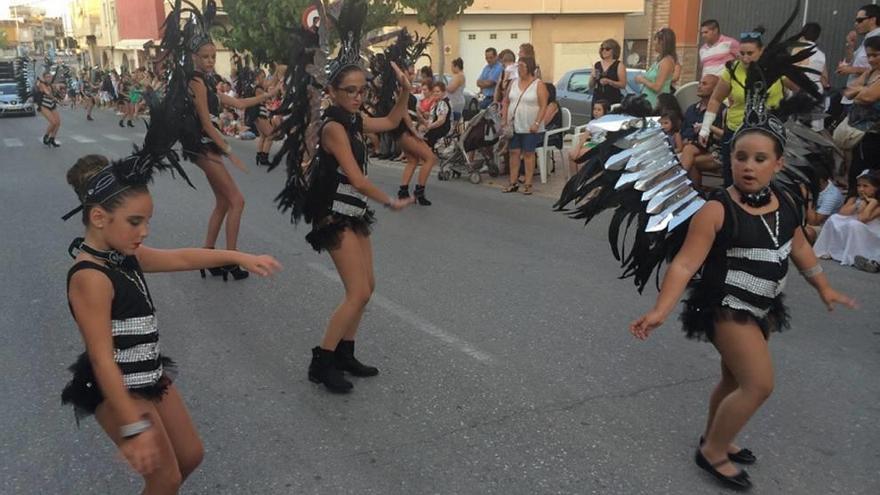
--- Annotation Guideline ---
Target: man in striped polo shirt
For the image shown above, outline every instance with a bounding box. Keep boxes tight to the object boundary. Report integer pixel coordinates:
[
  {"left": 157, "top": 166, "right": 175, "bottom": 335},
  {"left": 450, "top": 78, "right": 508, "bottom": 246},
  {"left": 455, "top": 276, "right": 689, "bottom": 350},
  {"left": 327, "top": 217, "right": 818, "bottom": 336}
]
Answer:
[{"left": 698, "top": 19, "right": 739, "bottom": 78}]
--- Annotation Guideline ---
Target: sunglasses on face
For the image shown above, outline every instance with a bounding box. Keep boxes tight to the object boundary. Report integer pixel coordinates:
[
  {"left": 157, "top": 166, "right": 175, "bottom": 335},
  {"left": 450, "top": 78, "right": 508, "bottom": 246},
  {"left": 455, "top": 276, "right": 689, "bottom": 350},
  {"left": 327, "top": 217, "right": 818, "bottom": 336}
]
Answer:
[
  {"left": 856, "top": 16, "right": 873, "bottom": 23},
  {"left": 338, "top": 85, "right": 368, "bottom": 98},
  {"left": 601, "top": 46, "right": 611, "bottom": 51}
]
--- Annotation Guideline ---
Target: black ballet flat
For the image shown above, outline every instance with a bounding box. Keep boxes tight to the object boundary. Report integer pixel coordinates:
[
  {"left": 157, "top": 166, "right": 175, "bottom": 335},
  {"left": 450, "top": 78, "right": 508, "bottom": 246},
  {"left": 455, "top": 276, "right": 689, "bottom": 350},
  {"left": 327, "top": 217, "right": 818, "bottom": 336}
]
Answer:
[
  {"left": 695, "top": 449, "right": 752, "bottom": 491},
  {"left": 199, "top": 266, "right": 226, "bottom": 278},
  {"left": 700, "top": 436, "right": 757, "bottom": 465},
  {"left": 222, "top": 265, "right": 249, "bottom": 281}
]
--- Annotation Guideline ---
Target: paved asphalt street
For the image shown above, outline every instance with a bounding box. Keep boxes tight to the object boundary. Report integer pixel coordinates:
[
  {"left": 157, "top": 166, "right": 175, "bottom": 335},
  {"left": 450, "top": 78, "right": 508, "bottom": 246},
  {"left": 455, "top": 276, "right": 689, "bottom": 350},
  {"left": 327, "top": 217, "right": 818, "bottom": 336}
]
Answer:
[{"left": 1, "top": 107, "right": 878, "bottom": 495}]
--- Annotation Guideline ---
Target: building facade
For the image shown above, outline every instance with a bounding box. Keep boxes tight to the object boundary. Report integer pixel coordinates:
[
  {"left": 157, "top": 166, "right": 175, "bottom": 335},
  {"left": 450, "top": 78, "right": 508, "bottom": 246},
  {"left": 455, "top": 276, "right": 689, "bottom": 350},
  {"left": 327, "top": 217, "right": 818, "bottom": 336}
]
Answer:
[
  {"left": 0, "top": 5, "right": 64, "bottom": 58},
  {"left": 399, "top": 0, "right": 645, "bottom": 91}
]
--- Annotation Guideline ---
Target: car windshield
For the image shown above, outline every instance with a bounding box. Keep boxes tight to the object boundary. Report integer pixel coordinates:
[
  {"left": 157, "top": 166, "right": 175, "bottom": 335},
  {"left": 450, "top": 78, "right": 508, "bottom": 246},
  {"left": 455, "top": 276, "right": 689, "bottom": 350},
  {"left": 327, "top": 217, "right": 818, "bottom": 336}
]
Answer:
[
  {"left": 0, "top": 84, "right": 17, "bottom": 96},
  {"left": 568, "top": 72, "right": 591, "bottom": 94}
]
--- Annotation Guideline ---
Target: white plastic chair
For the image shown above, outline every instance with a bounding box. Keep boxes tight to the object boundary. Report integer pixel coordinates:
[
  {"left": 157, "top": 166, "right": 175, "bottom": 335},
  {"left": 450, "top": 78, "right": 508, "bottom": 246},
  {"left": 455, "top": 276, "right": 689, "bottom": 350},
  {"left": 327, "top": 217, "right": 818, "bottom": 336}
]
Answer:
[
  {"left": 537, "top": 107, "right": 572, "bottom": 184},
  {"left": 674, "top": 81, "right": 699, "bottom": 113}
]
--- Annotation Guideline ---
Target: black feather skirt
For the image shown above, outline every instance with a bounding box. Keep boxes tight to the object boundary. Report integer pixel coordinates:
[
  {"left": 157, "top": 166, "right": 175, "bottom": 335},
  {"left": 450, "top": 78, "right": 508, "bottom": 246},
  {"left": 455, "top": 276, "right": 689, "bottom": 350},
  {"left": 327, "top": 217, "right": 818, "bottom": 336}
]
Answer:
[
  {"left": 61, "top": 353, "right": 176, "bottom": 423},
  {"left": 305, "top": 210, "right": 376, "bottom": 253},
  {"left": 680, "top": 281, "right": 791, "bottom": 342}
]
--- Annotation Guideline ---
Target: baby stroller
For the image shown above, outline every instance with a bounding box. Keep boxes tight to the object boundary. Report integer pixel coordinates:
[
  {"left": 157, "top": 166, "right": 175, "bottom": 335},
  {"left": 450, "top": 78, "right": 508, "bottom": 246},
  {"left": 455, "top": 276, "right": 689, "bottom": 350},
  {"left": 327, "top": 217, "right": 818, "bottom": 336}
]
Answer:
[{"left": 436, "top": 103, "right": 501, "bottom": 184}]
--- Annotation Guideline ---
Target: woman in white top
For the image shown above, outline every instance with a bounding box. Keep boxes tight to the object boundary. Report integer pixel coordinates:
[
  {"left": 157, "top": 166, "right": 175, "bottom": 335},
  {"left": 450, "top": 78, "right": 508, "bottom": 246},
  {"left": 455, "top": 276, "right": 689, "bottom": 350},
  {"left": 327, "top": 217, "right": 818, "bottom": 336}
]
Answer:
[
  {"left": 501, "top": 57, "right": 548, "bottom": 195},
  {"left": 447, "top": 58, "right": 466, "bottom": 121}
]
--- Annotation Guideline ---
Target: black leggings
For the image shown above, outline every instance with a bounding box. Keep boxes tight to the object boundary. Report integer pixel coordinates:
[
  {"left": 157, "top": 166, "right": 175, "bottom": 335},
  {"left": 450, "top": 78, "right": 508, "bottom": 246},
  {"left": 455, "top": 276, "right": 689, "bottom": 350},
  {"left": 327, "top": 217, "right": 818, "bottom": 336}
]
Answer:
[{"left": 850, "top": 132, "right": 880, "bottom": 196}]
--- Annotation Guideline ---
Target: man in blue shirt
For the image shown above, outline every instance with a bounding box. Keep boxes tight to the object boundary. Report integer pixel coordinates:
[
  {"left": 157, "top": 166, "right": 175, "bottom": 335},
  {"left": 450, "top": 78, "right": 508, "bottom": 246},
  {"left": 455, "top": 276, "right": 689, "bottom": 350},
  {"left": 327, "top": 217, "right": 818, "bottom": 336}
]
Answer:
[{"left": 476, "top": 48, "right": 503, "bottom": 109}]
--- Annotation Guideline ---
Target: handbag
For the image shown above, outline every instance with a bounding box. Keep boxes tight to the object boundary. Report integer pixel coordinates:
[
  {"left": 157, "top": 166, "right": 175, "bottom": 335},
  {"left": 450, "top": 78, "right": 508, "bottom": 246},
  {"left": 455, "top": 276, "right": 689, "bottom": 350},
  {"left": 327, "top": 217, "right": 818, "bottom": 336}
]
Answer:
[
  {"left": 833, "top": 116, "right": 866, "bottom": 150},
  {"left": 504, "top": 79, "right": 538, "bottom": 138}
]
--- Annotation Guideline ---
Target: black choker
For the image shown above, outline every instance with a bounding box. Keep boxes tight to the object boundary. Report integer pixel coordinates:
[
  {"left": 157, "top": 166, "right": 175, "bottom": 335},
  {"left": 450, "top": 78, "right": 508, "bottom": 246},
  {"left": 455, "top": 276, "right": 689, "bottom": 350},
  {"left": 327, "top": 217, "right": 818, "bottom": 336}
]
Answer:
[
  {"left": 736, "top": 186, "right": 772, "bottom": 208},
  {"left": 68, "top": 237, "right": 126, "bottom": 266}
]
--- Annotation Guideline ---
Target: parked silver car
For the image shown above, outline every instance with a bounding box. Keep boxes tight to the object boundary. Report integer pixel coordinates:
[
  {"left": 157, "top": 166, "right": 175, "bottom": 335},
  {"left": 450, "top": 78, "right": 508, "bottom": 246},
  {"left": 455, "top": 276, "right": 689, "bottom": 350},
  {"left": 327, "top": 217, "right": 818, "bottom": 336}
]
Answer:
[
  {"left": 555, "top": 68, "right": 646, "bottom": 126},
  {"left": 0, "top": 82, "right": 35, "bottom": 117}
]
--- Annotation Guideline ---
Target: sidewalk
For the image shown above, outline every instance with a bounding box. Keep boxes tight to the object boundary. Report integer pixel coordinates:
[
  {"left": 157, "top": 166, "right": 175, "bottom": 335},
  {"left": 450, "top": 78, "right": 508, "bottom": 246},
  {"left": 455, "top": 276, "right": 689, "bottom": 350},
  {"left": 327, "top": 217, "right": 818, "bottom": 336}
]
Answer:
[{"left": 373, "top": 155, "right": 572, "bottom": 201}]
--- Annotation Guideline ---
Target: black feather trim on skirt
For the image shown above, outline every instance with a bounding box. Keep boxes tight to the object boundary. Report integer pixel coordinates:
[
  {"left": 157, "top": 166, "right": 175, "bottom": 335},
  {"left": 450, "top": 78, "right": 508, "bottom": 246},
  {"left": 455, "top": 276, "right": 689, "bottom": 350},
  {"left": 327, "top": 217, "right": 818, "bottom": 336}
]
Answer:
[
  {"left": 680, "top": 286, "right": 790, "bottom": 342},
  {"left": 305, "top": 210, "right": 376, "bottom": 252},
  {"left": 61, "top": 353, "right": 177, "bottom": 424},
  {"left": 182, "top": 138, "right": 226, "bottom": 163}
]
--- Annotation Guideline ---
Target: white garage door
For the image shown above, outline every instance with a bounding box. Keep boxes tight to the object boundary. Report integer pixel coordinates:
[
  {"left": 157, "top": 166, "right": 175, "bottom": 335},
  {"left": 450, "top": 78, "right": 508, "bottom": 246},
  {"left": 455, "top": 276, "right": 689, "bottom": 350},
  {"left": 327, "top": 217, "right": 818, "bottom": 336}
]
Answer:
[{"left": 459, "top": 29, "right": 530, "bottom": 94}]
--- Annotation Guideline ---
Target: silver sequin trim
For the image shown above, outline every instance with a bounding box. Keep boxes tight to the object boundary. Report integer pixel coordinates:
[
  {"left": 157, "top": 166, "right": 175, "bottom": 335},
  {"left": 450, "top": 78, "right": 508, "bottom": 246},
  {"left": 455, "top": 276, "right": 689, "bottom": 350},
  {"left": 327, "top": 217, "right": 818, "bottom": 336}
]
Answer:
[
  {"left": 125, "top": 368, "right": 164, "bottom": 389},
  {"left": 727, "top": 239, "right": 792, "bottom": 263},
  {"left": 721, "top": 294, "right": 770, "bottom": 318},
  {"left": 115, "top": 342, "right": 161, "bottom": 364},
  {"left": 111, "top": 315, "right": 157, "bottom": 336},
  {"left": 331, "top": 183, "right": 367, "bottom": 217},
  {"left": 725, "top": 270, "right": 787, "bottom": 298}
]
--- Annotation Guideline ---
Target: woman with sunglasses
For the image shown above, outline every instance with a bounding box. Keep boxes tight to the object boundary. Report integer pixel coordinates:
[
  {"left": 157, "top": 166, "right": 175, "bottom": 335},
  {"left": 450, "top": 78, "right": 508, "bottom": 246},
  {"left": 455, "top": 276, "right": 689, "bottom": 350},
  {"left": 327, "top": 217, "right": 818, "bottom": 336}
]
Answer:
[
  {"left": 591, "top": 39, "right": 627, "bottom": 106},
  {"left": 699, "top": 27, "right": 802, "bottom": 186}
]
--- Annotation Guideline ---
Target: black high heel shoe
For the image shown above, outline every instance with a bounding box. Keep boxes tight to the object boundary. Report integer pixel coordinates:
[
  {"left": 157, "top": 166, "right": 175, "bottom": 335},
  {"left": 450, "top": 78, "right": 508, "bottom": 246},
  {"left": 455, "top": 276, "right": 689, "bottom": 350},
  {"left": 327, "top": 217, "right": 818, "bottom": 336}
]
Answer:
[
  {"left": 700, "top": 436, "right": 757, "bottom": 464},
  {"left": 49, "top": 137, "right": 60, "bottom": 148},
  {"left": 199, "top": 266, "right": 226, "bottom": 278},
  {"left": 222, "top": 265, "right": 249, "bottom": 281},
  {"left": 695, "top": 449, "right": 752, "bottom": 491}
]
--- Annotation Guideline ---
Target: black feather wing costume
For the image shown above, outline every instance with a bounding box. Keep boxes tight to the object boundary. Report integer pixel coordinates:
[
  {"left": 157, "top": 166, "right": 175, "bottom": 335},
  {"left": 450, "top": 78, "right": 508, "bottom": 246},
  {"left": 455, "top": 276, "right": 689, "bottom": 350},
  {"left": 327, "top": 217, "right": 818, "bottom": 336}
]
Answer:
[{"left": 555, "top": 1, "right": 838, "bottom": 295}]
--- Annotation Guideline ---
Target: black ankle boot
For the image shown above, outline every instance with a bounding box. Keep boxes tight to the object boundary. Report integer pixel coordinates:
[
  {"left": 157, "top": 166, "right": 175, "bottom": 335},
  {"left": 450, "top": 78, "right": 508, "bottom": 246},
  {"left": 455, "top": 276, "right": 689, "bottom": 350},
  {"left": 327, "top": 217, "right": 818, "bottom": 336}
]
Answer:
[
  {"left": 127, "top": 120, "right": 134, "bottom": 128},
  {"left": 49, "top": 137, "right": 60, "bottom": 148},
  {"left": 414, "top": 185, "right": 432, "bottom": 206},
  {"left": 398, "top": 185, "right": 410, "bottom": 199},
  {"left": 334, "top": 340, "right": 379, "bottom": 377},
  {"left": 256, "top": 152, "right": 264, "bottom": 166},
  {"left": 308, "top": 346, "right": 353, "bottom": 393},
  {"left": 119, "top": 119, "right": 124, "bottom": 127},
  {"left": 42, "top": 135, "right": 49, "bottom": 145}
]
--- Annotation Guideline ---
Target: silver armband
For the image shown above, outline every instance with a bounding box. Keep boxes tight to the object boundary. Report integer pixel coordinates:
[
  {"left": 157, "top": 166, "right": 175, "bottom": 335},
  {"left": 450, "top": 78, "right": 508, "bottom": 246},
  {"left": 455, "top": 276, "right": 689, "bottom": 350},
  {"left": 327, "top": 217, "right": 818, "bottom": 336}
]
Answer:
[
  {"left": 800, "top": 264, "right": 824, "bottom": 278},
  {"left": 120, "top": 418, "right": 152, "bottom": 439}
]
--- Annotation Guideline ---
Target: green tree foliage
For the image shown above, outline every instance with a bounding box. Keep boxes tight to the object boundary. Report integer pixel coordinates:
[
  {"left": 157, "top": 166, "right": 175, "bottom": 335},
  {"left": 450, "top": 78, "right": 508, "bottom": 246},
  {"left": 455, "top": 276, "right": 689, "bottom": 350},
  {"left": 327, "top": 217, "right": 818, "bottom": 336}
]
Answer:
[
  {"left": 398, "top": 0, "right": 473, "bottom": 72},
  {"left": 220, "top": 0, "right": 401, "bottom": 65},
  {"left": 0, "top": 31, "right": 9, "bottom": 50}
]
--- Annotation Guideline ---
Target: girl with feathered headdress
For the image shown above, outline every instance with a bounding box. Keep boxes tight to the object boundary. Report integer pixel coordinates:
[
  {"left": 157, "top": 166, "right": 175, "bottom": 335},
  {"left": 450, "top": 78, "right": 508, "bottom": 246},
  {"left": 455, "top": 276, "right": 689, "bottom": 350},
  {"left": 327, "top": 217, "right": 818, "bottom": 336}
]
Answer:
[
  {"left": 161, "top": 0, "right": 282, "bottom": 281},
  {"left": 59, "top": 93, "right": 281, "bottom": 490},
  {"left": 273, "top": 0, "right": 414, "bottom": 393},
  {"left": 556, "top": 2, "right": 856, "bottom": 490}
]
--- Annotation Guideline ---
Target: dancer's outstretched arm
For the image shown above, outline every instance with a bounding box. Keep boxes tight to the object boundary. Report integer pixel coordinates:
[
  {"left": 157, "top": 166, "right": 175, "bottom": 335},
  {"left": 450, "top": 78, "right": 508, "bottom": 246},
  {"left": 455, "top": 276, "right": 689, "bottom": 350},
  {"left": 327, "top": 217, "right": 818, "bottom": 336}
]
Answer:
[
  {"left": 630, "top": 201, "right": 723, "bottom": 339},
  {"left": 323, "top": 123, "right": 411, "bottom": 210},
  {"left": 364, "top": 63, "right": 411, "bottom": 133},
  {"left": 135, "top": 246, "right": 281, "bottom": 275},
  {"left": 789, "top": 228, "right": 856, "bottom": 311}
]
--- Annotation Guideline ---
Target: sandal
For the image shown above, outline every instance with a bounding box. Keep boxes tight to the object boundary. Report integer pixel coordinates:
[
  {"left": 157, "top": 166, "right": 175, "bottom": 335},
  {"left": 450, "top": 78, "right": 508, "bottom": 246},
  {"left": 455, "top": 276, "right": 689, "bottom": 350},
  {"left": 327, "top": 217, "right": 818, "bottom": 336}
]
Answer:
[
  {"left": 521, "top": 184, "right": 533, "bottom": 195},
  {"left": 501, "top": 183, "right": 519, "bottom": 193}
]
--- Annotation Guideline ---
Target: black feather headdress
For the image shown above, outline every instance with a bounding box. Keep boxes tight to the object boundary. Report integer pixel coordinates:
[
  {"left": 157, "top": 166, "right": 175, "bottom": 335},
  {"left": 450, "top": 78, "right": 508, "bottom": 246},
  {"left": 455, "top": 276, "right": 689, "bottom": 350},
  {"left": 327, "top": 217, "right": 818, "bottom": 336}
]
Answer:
[{"left": 325, "top": 0, "right": 369, "bottom": 85}]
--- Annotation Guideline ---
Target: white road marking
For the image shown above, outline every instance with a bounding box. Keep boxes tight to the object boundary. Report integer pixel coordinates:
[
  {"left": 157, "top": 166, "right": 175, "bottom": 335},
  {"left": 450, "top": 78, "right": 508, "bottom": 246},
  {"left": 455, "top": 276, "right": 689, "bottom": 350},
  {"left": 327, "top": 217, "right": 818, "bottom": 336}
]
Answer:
[
  {"left": 3, "top": 138, "right": 23, "bottom": 147},
  {"left": 69, "top": 135, "right": 96, "bottom": 143},
  {"left": 307, "top": 262, "right": 493, "bottom": 363},
  {"left": 104, "top": 134, "right": 129, "bottom": 141}
]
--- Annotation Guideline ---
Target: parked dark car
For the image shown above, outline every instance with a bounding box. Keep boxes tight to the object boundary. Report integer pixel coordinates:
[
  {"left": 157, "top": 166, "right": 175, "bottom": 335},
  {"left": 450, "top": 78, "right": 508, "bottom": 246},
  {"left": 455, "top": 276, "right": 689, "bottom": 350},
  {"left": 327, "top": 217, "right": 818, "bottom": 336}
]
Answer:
[
  {"left": 556, "top": 68, "right": 646, "bottom": 126},
  {"left": 0, "top": 82, "right": 35, "bottom": 117}
]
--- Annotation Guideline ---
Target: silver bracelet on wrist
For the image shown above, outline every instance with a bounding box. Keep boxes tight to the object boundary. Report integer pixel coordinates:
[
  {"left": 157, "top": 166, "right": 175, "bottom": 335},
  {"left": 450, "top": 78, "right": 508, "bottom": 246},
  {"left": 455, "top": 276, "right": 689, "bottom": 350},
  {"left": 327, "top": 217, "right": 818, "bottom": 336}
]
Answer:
[
  {"left": 120, "top": 418, "right": 152, "bottom": 439},
  {"left": 800, "top": 264, "right": 823, "bottom": 278}
]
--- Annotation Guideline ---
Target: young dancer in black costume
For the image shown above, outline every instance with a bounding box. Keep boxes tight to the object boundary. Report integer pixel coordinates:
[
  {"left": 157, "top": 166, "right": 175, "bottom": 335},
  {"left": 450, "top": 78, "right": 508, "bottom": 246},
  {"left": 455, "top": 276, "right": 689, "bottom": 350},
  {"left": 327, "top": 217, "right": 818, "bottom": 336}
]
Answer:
[
  {"left": 556, "top": 5, "right": 856, "bottom": 490},
  {"left": 272, "top": 0, "right": 414, "bottom": 393},
  {"left": 168, "top": 0, "right": 279, "bottom": 281},
  {"left": 34, "top": 72, "right": 61, "bottom": 147},
  {"left": 60, "top": 101, "right": 280, "bottom": 493}
]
